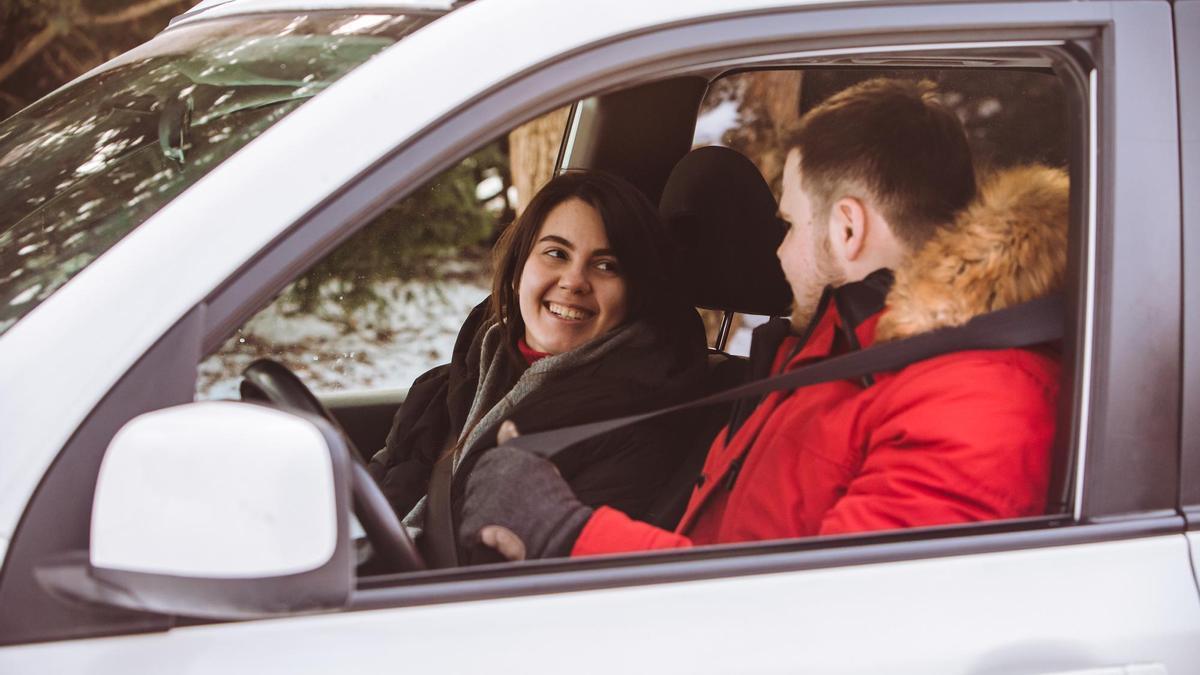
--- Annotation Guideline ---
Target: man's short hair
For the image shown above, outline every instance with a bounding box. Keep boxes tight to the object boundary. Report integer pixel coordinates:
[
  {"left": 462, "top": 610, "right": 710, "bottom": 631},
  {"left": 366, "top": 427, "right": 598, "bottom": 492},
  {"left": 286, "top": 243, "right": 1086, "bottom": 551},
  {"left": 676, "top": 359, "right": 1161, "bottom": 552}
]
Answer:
[{"left": 786, "top": 78, "right": 976, "bottom": 250}]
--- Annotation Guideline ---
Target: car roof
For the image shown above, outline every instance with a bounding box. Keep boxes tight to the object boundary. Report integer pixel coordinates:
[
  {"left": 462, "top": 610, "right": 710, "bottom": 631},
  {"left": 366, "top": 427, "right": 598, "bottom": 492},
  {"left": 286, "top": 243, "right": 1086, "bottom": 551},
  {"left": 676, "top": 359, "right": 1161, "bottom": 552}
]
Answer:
[{"left": 170, "top": 0, "right": 456, "bottom": 27}]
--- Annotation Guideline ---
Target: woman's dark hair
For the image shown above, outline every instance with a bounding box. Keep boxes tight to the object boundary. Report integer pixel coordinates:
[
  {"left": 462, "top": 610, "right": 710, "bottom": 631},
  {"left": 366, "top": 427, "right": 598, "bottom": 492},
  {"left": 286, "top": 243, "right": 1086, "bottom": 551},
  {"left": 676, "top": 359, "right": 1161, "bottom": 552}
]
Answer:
[{"left": 489, "top": 170, "right": 691, "bottom": 356}]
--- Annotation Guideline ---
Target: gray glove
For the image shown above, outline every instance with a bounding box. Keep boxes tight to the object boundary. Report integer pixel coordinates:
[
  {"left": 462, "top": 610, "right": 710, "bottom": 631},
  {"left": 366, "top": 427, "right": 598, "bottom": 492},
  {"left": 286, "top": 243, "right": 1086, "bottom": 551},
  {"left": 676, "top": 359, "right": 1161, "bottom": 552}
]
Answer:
[{"left": 459, "top": 445, "right": 593, "bottom": 562}]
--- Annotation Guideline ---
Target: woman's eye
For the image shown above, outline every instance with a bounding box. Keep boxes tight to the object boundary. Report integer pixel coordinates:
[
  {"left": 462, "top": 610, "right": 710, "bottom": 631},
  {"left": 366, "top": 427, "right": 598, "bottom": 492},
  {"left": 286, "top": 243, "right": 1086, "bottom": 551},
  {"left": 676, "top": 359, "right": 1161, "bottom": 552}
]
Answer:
[
  {"left": 596, "top": 260, "right": 620, "bottom": 273},
  {"left": 544, "top": 248, "right": 567, "bottom": 260}
]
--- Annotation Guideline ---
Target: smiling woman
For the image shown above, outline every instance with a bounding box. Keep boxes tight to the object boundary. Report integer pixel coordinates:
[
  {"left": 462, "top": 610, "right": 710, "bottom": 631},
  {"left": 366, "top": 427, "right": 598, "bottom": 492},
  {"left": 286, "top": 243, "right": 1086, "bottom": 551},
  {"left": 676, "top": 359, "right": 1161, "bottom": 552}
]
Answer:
[{"left": 367, "top": 170, "right": 709, "bottom": 566}]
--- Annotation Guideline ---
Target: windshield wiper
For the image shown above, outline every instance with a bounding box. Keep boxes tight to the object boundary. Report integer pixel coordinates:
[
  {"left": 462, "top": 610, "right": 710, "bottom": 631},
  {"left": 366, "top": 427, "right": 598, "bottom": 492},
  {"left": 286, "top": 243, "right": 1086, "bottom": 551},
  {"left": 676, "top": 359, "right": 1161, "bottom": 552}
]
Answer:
[{"left": 158, "top": 96, "right": 193, "bottom": 165}]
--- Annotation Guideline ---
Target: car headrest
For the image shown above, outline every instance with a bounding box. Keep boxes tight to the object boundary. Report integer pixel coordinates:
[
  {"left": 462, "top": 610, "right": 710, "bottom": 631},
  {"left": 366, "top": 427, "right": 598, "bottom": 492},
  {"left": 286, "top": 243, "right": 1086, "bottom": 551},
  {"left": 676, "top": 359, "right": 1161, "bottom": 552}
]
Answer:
[{"left": 661, "top": 146, "right": 792, "bottom": 316}]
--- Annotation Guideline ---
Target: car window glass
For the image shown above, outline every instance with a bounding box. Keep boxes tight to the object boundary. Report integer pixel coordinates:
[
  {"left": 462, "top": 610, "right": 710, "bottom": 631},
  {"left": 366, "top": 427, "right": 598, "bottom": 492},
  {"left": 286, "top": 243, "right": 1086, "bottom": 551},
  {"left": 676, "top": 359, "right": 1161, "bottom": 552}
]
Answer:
[
  {"left": 692, "top": 68, "right": 1067, "bottom": 196},
  {"left": 201, "top": 63, "right": 1077, "bottom": 579},
  {"left": 726, "top": 313, "right": 770, "bottom": 356},
  {"left": 197, "top": 106, "right": 571, "bottom": 399},
  {"left": 690, "top": 68, "right": 1068, "bottom": 351},
  {"left": 0, "top": 13, "right": 427, "bottom": 337}
]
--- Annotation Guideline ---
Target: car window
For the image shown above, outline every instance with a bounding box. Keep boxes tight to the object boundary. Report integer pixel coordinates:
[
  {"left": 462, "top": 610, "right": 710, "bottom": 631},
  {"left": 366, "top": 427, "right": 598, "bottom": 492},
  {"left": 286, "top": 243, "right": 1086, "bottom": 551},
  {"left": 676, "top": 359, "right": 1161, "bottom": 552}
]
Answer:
[
  {"left": 0, "top": 13, "right": 429, "bottom": 337},
  {"left": 693, "top": 67, "right": 1067, "bottom": 192},
  {"left": 196, "top": 106, "right": 571, "bottom": 399},
  {"left": 691, "top": 67, "right": 1068, "bottom": 351},
  {"left": 199, "top": 60, "right": 1077, "bottom": 576}
]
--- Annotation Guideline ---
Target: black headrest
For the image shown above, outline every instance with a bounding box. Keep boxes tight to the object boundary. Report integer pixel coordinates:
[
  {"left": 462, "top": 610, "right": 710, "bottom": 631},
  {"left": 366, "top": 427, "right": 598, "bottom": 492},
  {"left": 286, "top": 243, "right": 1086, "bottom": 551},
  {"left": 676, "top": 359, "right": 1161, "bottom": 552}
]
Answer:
[{"left": 661, "top": 146, "right": 792, "bottom": 316}]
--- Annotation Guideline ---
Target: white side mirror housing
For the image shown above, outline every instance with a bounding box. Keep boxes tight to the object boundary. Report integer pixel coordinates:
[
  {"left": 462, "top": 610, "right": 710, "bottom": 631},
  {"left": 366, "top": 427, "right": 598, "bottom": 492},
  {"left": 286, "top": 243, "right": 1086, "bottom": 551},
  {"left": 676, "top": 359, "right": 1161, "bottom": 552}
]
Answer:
[
  {"left": 42, "top": 402, "right": 354, "bottom": 618},
  {"left": 92, "top": 401, "right": 340, "bottom": 577}
]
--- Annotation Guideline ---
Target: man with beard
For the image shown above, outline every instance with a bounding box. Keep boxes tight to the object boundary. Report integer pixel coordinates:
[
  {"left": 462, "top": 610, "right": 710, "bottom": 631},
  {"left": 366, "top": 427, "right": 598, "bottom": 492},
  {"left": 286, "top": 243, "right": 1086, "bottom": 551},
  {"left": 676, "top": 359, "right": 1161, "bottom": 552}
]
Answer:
[{"left": 458, "top": 77, "right": 1068, "bottom": 561}]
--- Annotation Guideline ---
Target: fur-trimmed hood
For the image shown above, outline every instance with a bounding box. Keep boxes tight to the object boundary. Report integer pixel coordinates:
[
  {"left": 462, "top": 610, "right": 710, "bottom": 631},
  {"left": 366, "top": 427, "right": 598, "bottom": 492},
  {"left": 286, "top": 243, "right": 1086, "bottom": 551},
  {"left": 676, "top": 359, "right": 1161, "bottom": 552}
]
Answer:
[{"left": 875, "top": 164, "right": 1070, "bottom": 343}]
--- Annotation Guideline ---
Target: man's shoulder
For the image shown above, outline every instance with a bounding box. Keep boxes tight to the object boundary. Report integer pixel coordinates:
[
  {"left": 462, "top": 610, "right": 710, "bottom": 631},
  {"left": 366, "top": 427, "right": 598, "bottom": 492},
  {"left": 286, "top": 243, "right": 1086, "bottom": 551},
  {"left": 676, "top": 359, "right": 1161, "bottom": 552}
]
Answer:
[{"left": 885, "top": 346, "right": 1060, "bottom": 394}]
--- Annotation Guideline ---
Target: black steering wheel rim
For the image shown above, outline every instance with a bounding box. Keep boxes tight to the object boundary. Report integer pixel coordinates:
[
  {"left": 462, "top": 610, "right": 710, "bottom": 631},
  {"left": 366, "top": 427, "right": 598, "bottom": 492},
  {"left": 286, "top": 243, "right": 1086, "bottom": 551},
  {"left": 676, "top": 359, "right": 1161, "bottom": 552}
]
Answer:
[{"left": 240, "top": 358, "right": 426, "bottom": 573}]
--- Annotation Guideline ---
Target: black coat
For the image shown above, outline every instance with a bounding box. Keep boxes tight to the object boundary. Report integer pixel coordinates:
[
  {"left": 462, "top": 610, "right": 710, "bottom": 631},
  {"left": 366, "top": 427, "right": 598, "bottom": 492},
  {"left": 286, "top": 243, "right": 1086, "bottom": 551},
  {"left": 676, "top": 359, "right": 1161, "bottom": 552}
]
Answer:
[{"left": 368, "top": 299, "right": 710, "bottom": 527}]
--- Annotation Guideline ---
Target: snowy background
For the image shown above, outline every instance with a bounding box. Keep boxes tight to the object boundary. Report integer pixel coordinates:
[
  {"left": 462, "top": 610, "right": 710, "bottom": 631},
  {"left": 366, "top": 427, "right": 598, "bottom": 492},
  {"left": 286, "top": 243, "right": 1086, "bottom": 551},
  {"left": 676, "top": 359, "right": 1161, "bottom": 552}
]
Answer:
[{"left": 197, "top": 259, "right": 491, "bottom": 400}]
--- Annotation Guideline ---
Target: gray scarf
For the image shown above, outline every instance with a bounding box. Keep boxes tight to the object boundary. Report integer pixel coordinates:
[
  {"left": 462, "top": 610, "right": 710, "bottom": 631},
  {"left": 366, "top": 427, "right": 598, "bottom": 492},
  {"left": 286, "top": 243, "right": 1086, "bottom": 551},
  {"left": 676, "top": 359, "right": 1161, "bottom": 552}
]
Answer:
[{"left": 403, "top": 320, "right": 652, "bottom": 533}]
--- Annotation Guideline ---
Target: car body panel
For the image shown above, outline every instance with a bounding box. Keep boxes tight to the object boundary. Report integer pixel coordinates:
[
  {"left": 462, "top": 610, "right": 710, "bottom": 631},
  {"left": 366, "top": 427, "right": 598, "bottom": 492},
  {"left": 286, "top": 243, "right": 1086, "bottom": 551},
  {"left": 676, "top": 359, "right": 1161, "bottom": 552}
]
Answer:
[
  {"left": 1073, "top": 0, "right": 1182, "bottom": 519},
  {"left": 0, "top": 0, "right": 1194, "bottom": 665},
  {"left": 1, "top": 536, "right": 1197, "bottom": 673}
]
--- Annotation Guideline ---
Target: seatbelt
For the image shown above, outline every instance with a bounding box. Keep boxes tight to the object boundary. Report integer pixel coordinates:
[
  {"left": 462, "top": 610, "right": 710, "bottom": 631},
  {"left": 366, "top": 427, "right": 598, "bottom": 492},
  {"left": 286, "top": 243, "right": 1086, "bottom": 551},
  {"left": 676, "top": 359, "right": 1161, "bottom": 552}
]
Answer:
[
  {"left": 506, "top": 293, "right": 1063, "bottom": 459},
  {"left": 429, "top": 293, "right": 1064, "bottom": 563},
  {"left": 425, "top": 452, "right": 460, "bottom": 567}
]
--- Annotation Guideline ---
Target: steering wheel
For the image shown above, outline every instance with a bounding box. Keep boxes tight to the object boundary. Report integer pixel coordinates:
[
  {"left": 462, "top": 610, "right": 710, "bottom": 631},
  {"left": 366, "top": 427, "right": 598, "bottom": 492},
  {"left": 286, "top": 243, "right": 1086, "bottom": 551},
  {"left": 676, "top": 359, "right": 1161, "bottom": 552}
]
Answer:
[{"left": 240, "top": 359, "right": 425, "bottom": 573}]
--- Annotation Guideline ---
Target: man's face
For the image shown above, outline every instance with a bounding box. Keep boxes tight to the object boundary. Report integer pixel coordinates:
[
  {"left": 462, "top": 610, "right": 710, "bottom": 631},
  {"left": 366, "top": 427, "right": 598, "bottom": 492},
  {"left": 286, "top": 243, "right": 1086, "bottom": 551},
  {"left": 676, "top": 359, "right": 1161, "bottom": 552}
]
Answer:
[{"left": 777, "top": 149, "right": 846, "bottom": 330}]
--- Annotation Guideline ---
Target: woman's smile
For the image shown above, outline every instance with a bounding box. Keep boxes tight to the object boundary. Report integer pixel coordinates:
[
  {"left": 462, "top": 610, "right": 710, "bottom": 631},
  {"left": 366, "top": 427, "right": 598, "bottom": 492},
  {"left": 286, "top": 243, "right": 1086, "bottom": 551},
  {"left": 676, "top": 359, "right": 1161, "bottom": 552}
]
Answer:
[{"left": 544, "top": 301, "right": 596, "bottom": 322}]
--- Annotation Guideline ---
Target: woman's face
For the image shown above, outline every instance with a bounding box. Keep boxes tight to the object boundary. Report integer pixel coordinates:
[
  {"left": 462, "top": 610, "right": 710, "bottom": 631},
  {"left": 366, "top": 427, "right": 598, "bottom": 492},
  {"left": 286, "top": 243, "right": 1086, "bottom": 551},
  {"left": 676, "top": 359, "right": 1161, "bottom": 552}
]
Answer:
[{"left": 517, "top": 197, "right": 628, "bottom": 354}]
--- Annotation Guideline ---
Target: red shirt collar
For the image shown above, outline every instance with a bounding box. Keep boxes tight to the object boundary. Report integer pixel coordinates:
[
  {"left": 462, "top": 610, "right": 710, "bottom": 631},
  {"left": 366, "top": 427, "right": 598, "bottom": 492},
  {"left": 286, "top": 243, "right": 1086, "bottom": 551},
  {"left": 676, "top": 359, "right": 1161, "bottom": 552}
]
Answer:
[{"left": 517, "top": 338, "right": 551, "bottom": 365}]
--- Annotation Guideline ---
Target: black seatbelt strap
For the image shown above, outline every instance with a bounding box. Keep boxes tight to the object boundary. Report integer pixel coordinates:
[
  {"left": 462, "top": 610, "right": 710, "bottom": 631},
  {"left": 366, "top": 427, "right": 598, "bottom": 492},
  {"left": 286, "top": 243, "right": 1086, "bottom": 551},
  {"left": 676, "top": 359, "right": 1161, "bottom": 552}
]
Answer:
[
  {"left": 503, "top": 293, "right": 1064, "bottom": 461},
  {"left": 425, "top": 452, "right": 459, "bottom": 567}
]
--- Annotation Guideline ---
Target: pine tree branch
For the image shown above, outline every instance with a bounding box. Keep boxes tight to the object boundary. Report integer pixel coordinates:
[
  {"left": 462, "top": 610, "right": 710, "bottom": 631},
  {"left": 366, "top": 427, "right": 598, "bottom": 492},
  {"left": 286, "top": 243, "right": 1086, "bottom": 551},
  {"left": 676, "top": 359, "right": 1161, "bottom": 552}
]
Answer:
[
  {"left": 89, "top": 0, "right": 188, "bottom": 26},
  {"left": 0, "top": 0, "right": 188, "bottom": 86},
  {"left": 0, "top": 23, "right": 63, "bottom": 86}
]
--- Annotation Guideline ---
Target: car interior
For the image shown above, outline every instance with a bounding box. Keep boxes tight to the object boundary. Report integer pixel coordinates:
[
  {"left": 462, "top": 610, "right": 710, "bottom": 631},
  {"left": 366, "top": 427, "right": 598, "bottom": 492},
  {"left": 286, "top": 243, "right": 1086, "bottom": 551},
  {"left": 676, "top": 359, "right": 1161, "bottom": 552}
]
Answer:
[{"left": 200, "top": 54, "right": 1080, "bottom": 576}]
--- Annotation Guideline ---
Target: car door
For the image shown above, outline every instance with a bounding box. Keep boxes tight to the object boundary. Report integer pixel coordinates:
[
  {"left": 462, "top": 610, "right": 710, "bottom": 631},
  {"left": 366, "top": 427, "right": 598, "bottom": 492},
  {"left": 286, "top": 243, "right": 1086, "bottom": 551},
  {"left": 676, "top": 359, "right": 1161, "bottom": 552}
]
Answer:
[{"left": 1, "top": 0, "right": 1198, "bottom": 672}]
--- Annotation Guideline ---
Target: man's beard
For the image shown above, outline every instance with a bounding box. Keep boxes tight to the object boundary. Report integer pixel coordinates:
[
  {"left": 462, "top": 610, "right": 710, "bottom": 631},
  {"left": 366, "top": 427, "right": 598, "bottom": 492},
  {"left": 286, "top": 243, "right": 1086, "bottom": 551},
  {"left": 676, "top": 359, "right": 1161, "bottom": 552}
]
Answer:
[{"left": 789, "top": 230, "right": 846, "bottom": 333}]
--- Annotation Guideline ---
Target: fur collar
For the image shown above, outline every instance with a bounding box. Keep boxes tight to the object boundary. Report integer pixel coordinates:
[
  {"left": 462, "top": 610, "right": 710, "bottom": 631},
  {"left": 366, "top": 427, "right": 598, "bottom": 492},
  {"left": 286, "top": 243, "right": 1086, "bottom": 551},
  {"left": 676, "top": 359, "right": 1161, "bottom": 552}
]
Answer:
[{"left": 875, "top": 165, "right": 1069, "bottom": 343}]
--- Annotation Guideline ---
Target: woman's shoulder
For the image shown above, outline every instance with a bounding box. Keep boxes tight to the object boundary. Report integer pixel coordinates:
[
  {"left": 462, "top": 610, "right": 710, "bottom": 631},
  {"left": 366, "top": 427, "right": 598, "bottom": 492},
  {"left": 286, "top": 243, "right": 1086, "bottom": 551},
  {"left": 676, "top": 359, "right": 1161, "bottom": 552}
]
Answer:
[
  {"left": 528, "top": 345, "right": 704, "bottom": 419},
  {"left": 450, "top": 297, "right": 495, "bottom": 361}
]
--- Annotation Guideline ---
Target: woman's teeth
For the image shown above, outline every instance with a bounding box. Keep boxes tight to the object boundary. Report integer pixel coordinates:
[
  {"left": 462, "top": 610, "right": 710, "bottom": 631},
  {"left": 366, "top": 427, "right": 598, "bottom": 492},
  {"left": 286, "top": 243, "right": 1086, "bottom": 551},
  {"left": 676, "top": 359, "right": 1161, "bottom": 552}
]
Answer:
[{"left": 546, "top": 302, "right": 593, "bottom": 321}]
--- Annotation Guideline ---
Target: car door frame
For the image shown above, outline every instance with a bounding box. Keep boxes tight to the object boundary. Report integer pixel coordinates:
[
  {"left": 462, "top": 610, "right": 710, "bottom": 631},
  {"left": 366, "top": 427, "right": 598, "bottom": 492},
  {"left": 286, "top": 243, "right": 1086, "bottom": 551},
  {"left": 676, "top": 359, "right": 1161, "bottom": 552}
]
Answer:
[
  {"left": 0, "top": 0, "right": 1187, "bottom": 648},
  {"left": 1174, "top": 0, "right": 1200, "bottom": 591}
]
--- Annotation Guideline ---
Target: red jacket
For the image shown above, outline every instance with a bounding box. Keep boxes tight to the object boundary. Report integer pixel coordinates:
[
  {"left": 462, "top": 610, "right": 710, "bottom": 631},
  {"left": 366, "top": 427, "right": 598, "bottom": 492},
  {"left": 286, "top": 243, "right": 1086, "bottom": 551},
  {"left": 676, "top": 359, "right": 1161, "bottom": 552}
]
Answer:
[{"left": 571, "top": 165, "right": 1067, "bottom": 556}]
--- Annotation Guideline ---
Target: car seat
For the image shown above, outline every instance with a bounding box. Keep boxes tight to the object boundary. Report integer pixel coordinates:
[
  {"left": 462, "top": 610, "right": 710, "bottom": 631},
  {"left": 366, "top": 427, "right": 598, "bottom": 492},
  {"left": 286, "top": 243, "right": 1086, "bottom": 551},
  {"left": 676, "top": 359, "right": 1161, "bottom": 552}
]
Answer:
[{"left": 640, "top": 146, "right": 792, "bottom": 528}]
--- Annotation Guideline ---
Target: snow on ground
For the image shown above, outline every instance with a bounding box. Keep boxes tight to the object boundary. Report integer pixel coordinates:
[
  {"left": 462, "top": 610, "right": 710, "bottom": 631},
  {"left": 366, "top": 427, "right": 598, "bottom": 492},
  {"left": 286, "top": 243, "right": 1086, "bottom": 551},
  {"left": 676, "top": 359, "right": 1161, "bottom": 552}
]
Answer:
[
  {"left": 693, "top": 99, "right": 740, "bottom": 147},
  {"left": 726, "top": 313, "right": 769, "bottom": 357},
  {"left": 197, "top": 263, "right": 491, "bottom": 400}
]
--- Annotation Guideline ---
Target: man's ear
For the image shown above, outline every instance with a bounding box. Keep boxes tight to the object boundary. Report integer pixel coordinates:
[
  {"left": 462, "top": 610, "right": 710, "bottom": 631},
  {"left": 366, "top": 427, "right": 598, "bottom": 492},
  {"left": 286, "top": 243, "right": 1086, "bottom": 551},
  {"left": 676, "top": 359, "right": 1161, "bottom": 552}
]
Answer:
[{"left": 832, "top": 196, "right": 868, "bottom": 262}]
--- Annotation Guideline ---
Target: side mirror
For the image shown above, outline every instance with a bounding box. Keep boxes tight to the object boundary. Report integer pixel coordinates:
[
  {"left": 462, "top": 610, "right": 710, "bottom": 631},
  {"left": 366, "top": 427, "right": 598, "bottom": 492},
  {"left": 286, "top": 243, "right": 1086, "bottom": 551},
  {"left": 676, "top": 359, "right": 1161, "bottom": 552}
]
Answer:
[{"left": 36, "top": 401, "right": 354, "bottom": 619}]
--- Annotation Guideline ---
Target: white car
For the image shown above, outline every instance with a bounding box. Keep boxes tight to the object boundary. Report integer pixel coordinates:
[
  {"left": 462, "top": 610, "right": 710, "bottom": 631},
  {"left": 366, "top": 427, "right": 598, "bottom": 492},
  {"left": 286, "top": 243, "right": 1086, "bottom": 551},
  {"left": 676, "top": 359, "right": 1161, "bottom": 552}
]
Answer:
[{"left": 0, "top": 0, "right": 1198, "bottom": 672}]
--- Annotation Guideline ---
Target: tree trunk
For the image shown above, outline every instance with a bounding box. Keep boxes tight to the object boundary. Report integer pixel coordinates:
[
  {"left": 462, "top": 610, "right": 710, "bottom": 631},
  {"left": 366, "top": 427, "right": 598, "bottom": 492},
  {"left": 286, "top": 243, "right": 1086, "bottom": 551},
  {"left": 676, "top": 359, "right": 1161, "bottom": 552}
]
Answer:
[
  {"left": 740, "top": 71, "right": 805, "bottom": 193},
  {"left": 507, "top": 106, "right": 571, "bottom": 215}
]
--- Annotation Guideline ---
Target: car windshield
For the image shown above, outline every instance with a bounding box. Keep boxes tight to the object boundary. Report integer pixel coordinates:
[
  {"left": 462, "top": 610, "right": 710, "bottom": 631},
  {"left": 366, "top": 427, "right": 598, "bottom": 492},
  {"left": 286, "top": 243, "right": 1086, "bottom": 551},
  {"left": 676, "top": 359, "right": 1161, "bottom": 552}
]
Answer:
[{"left": 0, "top": 12, "right": 432, "bottom": 336}]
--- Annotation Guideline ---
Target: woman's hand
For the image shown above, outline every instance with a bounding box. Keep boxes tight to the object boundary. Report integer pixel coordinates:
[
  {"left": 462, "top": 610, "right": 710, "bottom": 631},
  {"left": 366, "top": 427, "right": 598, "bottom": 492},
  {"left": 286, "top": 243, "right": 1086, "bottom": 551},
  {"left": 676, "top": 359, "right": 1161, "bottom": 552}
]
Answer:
[
  {"left": 477, "top": 422, "right": 528, "bottom": 561},
  {"left": 478, "top": 524, "right": 527, "bottom": 561},
  {"left": 459, "top": 421, "right": 593, "bottom": 563},
  {"left": 497, "top": 419, "right": 521, "bottom": 445}
]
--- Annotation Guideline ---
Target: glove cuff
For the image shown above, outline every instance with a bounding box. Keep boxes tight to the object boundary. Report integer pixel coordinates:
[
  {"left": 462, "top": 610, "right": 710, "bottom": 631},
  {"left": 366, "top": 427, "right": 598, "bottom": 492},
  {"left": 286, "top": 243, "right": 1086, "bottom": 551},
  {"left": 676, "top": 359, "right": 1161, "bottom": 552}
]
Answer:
[{"left": 540, "top": 504, "right": 594, "bottom": 559}]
